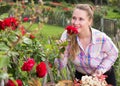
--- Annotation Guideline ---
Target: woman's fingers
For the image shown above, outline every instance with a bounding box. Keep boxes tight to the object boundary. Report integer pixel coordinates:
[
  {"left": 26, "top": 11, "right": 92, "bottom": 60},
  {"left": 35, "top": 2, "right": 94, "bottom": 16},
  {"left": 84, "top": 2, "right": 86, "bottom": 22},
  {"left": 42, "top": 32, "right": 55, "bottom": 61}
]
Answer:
[
  {"left": 56, "top": 39, "right": 66, "bottom": 45},
  {"left": 92, "top": 70, "right": 103, "bottom": 77}
]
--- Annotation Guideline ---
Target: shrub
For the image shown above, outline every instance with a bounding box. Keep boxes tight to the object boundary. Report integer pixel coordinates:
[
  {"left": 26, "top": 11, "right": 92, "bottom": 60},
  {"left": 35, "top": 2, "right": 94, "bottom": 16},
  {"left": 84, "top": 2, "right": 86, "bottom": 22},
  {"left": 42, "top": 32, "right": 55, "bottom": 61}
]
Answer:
[{"left": 0, "top": 4, "right": 11, "bottom": 15}]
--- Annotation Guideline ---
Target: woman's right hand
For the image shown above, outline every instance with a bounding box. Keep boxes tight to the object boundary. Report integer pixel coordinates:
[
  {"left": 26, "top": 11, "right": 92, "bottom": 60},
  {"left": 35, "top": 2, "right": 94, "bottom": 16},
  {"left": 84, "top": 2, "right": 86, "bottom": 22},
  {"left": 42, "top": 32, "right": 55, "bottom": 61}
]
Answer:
[
  {"left": 92, "top": 70, "right": 107, "bottom": 80},
  {"left": 92, "top": 70, "right": 103, "bottom": 77}
]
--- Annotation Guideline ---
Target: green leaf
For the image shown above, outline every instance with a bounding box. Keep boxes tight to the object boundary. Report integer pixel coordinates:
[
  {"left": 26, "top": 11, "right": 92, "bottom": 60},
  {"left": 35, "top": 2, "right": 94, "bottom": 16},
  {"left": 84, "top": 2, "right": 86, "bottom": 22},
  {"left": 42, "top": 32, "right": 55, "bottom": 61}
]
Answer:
[
  {"left": 0, "top": 72, "right": 9, "bottom": 79},
  {"left": 7, "top": 51, "right": 19, "bottom": 57},
  {"left": 8, "top": 35, "right": 18, "bottom": 42},
  {"left": 41, "top": 57, "right": 46, "bottom": 61},
  {"left": 59, "top": 47, "right": 65, "bottom": 54},
  {"left": 59, "top": 41, "right": 68, "bottom": 46},
  {"left": 44, "top": 44, "right": 53, "bottom": 50},
  {"left": 0, "top": 42, "right": 9, "bottom": 51},
  {"left": 0, "top": 56, "right": 9, "bottom": 69},
  {"left": 23, "top": 37, "right": 32, "bottom": 44}
]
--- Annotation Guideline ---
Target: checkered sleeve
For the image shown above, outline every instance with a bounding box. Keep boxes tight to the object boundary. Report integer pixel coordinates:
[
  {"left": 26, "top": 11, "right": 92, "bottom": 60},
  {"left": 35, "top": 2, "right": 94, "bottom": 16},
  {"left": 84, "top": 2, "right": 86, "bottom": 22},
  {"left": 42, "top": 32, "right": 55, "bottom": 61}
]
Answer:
[{"left": 97, "top": 36, "right": 119, "bottom": 74}]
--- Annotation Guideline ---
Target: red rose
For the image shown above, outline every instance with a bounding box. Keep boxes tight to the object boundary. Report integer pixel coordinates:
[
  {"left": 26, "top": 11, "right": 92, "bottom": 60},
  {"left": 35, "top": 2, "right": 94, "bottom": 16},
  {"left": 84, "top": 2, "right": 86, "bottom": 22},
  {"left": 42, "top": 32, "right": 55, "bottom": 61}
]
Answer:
[
  {"left": 6, "top": 79, "right": 23, "bottom": 86},
  {"left": 6, "top": 79, "right": 15, "bottom": 86},
  {"left": 3, "top": 17, "right": 19, "bottom": 30},
  {"left": 36, "top": 61, "right": 47, "bottom": 78},
  {"left": 29, "top": 34, "right": 35, "bottom": 39},
  {"left": 3, "top": 18, "right": 11, "bottom": 27},
  {"left": 16, "top": 79, "right": 23, "bottom": 86},
  {"left": 21, "top": 58, "right": 35, "bottom": 71},
  {"left": 0, "top": 20, "right": 5, "bottom": 30},
  {"left": 65, "top": 25, "right": 78, "bottom": 35}
]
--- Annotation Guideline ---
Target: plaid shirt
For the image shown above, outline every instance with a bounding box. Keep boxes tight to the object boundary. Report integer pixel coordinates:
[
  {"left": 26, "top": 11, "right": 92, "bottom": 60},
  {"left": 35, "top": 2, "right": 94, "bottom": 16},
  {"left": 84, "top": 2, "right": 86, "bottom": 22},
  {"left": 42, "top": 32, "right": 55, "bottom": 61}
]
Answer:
[{"left": 55, "top": 28, "right": 118, "bottom": 75}]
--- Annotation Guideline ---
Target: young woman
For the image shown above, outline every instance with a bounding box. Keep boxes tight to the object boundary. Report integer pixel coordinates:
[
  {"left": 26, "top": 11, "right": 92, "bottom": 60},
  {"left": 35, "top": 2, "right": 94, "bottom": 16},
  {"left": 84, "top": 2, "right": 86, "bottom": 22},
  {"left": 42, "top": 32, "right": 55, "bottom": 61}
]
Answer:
[{"left": 55, "top": 4, "right": 118, "bottom": 86}]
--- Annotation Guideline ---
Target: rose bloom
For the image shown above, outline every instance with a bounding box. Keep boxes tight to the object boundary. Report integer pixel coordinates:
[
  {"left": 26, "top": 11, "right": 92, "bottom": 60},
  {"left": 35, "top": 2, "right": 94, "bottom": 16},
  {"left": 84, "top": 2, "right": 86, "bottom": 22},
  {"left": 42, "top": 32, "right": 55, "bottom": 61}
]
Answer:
[
  {"left": 36, "top": 61, "right": 47, "bottom": 78},
  {"left": 65, "top": 25, "right": 78, "bottom": 35},
  {"left": 23, "top": 17, "right": 29, "bottom": 22},
  {"left": 6, "top": 79, "right": 23, "bottom": 86},
  {"left": 21, "top": 58, "right": 35, "bottom": 71},
  {"left": 16, "top": 79, "right": 23, "bottom": 86},
  {"left": 0, "top": 20, "right": 5, "bottom": 30},
  {"left": 6, "top": 80, "right": 15, "bottom": 86},
  {"left": 29, "top": 34, "right": 35, "bottom": 39},
  {"left": 3, "top": 17, "right": 19, "bottom": 30}
]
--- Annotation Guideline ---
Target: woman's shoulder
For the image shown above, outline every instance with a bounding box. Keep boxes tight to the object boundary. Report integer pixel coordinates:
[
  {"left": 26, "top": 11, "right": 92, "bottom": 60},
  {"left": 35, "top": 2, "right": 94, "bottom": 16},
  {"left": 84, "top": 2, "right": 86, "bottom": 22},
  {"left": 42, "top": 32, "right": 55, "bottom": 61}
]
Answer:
[
  {"left": 92, "top": 28, "right": 108, "bottom": 37},
  {"left": 91, "top": 28, "right": 111, "bottom": 42}
]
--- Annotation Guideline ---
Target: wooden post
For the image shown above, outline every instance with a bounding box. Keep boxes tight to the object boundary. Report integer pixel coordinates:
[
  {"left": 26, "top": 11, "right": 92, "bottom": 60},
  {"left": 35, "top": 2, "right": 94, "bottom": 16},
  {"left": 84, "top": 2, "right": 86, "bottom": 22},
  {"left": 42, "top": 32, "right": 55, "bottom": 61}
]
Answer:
[
  {"left": 114, "top": 19, "right": 117, "bottom": 37},
  {"left": 100, "top": 18, "right": 104, "bottom": 32}
]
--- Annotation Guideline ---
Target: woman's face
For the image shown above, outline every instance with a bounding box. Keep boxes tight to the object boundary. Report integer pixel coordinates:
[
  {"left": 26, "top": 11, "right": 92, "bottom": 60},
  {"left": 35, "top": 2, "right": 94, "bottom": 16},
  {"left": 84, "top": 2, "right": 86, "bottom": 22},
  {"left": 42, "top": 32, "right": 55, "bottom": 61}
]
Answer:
[{"left": 71, "top": 9, "right": 92, "bottom": 33}]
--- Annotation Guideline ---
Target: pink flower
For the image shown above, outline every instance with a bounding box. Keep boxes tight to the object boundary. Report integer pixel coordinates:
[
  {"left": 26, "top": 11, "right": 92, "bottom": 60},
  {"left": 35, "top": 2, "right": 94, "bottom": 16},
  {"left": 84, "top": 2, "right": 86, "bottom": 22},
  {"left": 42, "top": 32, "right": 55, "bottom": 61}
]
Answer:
[
  {"left": 21, "top": 58, "right": 35, "bottom": 71},
  {"left": 36, "top": 61, "right": 47, "bottom": 78},
  {"left": 23, "top": 17, "right": 29, "bottom": 22},
  {"left": 65, "top": 25, "right": 78, "bottom": 35}
]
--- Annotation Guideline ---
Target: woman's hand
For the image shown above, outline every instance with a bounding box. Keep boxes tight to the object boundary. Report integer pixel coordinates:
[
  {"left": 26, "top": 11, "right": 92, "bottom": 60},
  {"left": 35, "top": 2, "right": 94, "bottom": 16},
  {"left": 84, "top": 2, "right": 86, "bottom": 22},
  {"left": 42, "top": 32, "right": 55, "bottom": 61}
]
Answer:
[
  {"left": 56, "top": 39, "right": 67, "bottom": 45},
  {"left": 56, "top": 39, "right": 68, "bottom": 54},
  {"left": 92, "top": 70, "right": 103, "bottom": 77},
  {"left": 92, "top": 70, "right": 107, "bottom": 80}
]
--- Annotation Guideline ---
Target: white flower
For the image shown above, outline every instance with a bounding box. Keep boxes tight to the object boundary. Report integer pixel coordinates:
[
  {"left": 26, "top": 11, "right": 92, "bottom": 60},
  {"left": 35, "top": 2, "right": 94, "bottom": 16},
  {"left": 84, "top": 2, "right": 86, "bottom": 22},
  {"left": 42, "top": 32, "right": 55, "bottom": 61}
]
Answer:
[{"left": 81, "top": 75, "right": 108, "bottom": 86}]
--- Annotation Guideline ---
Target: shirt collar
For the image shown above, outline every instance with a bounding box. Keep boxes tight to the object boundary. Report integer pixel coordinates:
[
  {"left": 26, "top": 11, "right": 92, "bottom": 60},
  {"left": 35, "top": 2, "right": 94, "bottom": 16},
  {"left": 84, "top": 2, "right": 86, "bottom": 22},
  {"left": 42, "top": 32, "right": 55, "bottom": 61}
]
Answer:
[
  {"left": 90, "top": 28, "right": 96, "bottom": 44},
  {"left": 76, "top": 27, "right": 96, "bottom": 44}
]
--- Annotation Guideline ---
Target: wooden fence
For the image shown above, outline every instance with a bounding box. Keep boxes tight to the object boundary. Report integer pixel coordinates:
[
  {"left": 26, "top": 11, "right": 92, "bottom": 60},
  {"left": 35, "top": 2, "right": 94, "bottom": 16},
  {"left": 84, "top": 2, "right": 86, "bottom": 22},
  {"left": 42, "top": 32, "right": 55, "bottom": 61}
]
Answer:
[
  {"left": 100, "top": 18, "right": 120, "bottom": 49},
  {"left": 100, "top": 18, "right": 117, "bottom": 36}
]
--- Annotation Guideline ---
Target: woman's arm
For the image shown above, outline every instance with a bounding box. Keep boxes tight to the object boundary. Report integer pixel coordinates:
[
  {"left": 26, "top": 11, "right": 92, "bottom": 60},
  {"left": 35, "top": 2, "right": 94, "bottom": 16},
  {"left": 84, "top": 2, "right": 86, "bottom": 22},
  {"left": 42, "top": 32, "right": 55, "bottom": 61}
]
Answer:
[
  {"left": 94, "top": 36, "right": 119, "bottom": 76},
  {"left": 54, "top": 44, "right": 70, "bottom": 70}
]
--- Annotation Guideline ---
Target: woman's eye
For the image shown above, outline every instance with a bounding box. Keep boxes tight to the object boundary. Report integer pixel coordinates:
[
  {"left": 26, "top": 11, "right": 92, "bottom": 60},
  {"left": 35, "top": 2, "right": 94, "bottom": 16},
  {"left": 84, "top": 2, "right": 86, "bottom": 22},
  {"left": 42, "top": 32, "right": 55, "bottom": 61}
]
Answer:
[
  {"left": 72, "top": 16, "right": 76, "bottom": 20},
  {"left": 79, "top": 18, "right": 83, "bottom": 21}
]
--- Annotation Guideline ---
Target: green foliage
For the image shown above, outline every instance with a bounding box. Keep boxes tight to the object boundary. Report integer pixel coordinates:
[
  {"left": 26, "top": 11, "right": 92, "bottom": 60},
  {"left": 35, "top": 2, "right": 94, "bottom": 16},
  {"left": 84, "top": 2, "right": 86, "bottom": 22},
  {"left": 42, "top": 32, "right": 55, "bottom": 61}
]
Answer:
[
  {"left": 114, "top": 54, "right": 120, "bottom": 85},
  {"left": 109, "top": 0, "right": 120, "bottom": 6},
  {"left": 0, "top": 2, "right": 11, "bottom": 15},
  {"left": 103, "top": 6, "right": 120, "bottom": 19},
  {"left": 93, "top": 11, "right": 103, "bottom": 29},
  {"left": 42, "top": 2, "right": 73, "bottom": 26},
  {"left": 0, "top": 55, "right": 9, "bottom": 69}
]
